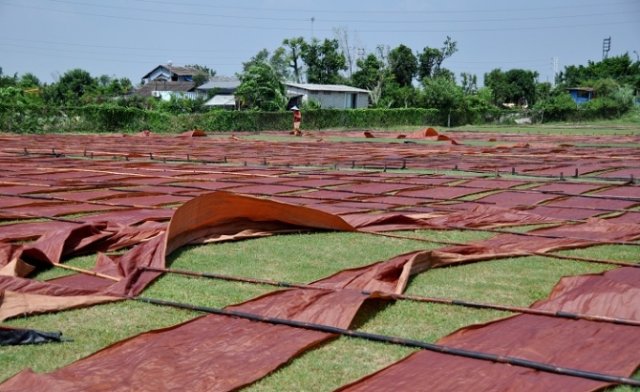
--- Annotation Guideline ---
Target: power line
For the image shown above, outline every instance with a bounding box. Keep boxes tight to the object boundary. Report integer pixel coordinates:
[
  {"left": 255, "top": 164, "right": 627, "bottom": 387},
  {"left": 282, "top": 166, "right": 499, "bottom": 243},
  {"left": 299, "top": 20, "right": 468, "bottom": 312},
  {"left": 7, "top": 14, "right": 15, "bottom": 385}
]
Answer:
[
  {"left": 35, "top": 0, "right": 640, "bottom": 25},
  {"left": 1, "top": 1, "right": 638, "bottom": 34},
  {"left": 124, "top": 0, "right": 638, "bottom": 15}
]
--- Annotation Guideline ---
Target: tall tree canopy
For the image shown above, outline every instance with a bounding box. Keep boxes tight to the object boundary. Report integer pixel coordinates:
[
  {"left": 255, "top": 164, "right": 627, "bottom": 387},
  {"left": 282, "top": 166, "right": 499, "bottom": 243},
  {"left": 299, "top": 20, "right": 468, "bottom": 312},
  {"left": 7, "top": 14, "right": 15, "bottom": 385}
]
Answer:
[
  {"left": 557, "top": 54, "right": 640, "bottom": 90},
  {"left": 388, "top": 44, "right": 417, "bottom": 87},
  {"left": 44, "top": 68, "right": 97, "bottom": 105},
  {"left": 301, "top": 38, "right": 347, "bottom": 84},
  {"left": 283, "top": 37, "right": 306, "bottom": 83},
  {"left": 351, "top": 53, "right": 387, "bottom": 106},
  {"left": 484, "top": 68, "right": 539, "bottom": 106},
  {"left": 235, "top": 62, "right": 285, "bottom": 111},
  {"left": 417, "top": 36, "right": 458, "bottom": 81}
]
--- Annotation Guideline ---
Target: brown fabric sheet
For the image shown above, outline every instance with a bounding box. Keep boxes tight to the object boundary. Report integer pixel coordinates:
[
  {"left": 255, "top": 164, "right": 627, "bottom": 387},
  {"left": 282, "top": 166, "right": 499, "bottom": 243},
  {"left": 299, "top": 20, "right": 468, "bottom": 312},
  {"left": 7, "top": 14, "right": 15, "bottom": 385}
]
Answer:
[
  {"left": 338, "top": 267, "right": 640, "bottom": 392},
  {"left": 0, "top": 252, "right": 430, "bottom": 391}
]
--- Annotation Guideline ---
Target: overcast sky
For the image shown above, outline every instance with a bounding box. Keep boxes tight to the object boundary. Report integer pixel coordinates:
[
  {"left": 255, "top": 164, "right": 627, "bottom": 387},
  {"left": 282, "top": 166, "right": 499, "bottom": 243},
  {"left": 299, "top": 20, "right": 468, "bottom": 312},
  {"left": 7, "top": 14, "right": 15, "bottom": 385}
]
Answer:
[{"left": 1, "top": 0, "right": 638, "bottom": 86}]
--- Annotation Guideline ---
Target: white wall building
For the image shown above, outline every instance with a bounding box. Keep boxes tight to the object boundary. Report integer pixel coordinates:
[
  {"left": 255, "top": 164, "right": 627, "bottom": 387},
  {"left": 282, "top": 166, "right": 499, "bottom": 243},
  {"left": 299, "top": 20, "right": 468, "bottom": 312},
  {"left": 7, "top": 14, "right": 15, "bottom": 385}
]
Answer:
[{"left": 285, "top": 83, "right": 370, "bottom": 109}]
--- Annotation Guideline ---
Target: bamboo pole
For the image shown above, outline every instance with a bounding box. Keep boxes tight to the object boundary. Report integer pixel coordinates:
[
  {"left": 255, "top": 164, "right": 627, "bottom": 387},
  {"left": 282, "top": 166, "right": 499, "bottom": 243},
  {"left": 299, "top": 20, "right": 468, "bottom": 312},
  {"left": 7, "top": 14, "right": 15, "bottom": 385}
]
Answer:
[
  {"left": 133, "top": 295, "right": 640, "bottom": 387},
  {"left": 53, "top": 263, "right": 120, "bottom": 282},
  {"left": 141, "top": 266, "right": 640, "bottom": 327}
]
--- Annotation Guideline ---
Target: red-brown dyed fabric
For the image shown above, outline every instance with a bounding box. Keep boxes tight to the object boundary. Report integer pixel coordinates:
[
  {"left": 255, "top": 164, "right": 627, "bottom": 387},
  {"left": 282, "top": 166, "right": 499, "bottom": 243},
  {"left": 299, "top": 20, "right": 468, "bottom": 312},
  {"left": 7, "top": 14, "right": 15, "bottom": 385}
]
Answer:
[
  {"left": 0, "top": 252, "right": 429, "bottom": 391},
  {"left": 338, "top": 267, "right": 640, "bottom": 392}
]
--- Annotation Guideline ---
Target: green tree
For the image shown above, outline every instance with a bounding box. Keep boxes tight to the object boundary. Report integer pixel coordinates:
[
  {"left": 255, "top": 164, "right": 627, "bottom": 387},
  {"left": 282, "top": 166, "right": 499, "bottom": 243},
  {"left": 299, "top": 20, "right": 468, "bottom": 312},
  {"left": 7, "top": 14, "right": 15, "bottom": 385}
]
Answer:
[
  {"left": 283, "top": 37, "right": 306, "bottom": 83},
  {"left": 44, "top": 68, "right": 97, "bottom": 105},
  {"left": 388, "top": 44, "right": 417, "bottom": 87},
  {"left": 557, "top": 54, "right": 640, "bottom": 90},
  {"left": 269, "top": 47, "right": 291, "bottom": 80},
  {"left": 351, "top": 53, "right": 386, "bottom": 105},
  {"left": 185, "top": 64, "right": 216, "bottom": 86},
  {"left": 301, "top": 38, "right": 347, "bottom": 84},
  {"left": 0, "top": 67, "right": 18, "bottom": 88},
  {"left": 484, "top": 68, "right": 538, "bottom": 106},
  {"left": 235, "top": 62, "right": 286, "bottom": 111},
  {"left": 422, "top": 76, "right": 464, "bottom": 125},
  {"left": 417, "top": 36, "right": 457, "bottom": 81},
  {"left": 243, "top": 48, "right": 291, "bottom": 80},
  {"left": 378, "top": 81, "right": 418, "bottom": 108},
  {"left": 18, "top": 73, "right": 41, "bottom": 89},
  {"left": 460, "top": 72, "right": 477, "bottom": 95}
]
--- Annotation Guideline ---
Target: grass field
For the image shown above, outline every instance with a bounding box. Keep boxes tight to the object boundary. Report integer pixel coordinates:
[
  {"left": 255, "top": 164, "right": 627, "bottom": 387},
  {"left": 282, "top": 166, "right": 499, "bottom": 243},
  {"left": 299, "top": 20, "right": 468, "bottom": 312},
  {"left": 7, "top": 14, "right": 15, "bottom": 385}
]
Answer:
[{"left": 2, "top": 120, "right": 640, "bottom": 390}]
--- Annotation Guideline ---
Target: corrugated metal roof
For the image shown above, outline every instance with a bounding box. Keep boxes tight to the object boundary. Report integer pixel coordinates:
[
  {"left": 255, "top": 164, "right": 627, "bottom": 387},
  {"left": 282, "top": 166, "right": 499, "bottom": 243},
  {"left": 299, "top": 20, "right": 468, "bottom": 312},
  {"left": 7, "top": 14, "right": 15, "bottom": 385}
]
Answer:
[
  {"left": 204, "top": 94, "right": 236, "bottom": 106},
  {"left": 141, "top": 65, "right": 201, "bottom": 79},
  {"left": 284, "top": 82, "right": 370, "bottom": 94},
  {"left": 198, "top": 78, "right": 241, "bottom": 91},
  {"left": 135, "top": 81, "right": 197, "bottom": 96}
]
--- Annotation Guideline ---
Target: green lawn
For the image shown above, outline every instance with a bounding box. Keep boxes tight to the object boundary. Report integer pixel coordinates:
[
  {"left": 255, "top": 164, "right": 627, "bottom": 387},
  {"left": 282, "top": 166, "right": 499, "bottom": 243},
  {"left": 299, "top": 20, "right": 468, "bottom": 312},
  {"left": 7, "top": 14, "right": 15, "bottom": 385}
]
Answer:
[
  {"left": 2, "top": 117, "right": 640, "bottom": 389},
  {"left": 3, "top": 228, "right": 637, "bottom": 390}
]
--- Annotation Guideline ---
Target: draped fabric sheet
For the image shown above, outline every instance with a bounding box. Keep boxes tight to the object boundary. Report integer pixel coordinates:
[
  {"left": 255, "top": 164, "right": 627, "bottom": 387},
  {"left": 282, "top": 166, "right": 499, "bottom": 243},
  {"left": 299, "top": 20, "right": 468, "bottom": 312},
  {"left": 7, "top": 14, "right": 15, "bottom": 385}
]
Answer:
[
  {"left": 338, "top": 267, "right": 640, "bottom": 392},
  {"left": 1, "top": 191, "right": 639, "bottom": 390}
]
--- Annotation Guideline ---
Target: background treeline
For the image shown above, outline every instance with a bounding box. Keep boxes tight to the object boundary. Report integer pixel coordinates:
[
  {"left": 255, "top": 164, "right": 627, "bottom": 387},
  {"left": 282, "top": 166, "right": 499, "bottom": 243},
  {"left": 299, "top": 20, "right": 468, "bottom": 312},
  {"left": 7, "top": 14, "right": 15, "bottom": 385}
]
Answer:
[{"left": 1, "top": 35, "right": 638, "bottom": 133}]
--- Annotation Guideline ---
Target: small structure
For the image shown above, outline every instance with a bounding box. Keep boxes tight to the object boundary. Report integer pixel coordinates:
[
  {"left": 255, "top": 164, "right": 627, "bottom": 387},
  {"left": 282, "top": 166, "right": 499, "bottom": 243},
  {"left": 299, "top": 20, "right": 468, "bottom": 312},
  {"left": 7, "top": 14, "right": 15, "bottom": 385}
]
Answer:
[
  {"left": 198, "top": 77, "right": 241, "bottom": 109},
  {"left": 141, "top": 64, "right": 200, "bottom": 84},
  {"left": 284, "top": 83, "right": 370, "bottom": 109},
  {"left": 567, "top": 87, "right": 594, "bottom": 105},
  {"left": 136, "top": 64, "right": 204, "bottom": 101}
]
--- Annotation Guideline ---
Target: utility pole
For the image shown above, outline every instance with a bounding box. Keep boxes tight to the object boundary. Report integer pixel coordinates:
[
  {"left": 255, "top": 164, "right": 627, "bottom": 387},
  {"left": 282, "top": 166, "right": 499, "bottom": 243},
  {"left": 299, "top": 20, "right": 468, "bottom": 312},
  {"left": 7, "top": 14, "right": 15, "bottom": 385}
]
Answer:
[
  {"left": 602, "top": 36, "right": 611, "bottom": 60},
  {"left": 310, "top": 17, "right": 315, "bottom": 40},
  {"left": 552, "top": 57, "right": 559, "bottom": 87}
]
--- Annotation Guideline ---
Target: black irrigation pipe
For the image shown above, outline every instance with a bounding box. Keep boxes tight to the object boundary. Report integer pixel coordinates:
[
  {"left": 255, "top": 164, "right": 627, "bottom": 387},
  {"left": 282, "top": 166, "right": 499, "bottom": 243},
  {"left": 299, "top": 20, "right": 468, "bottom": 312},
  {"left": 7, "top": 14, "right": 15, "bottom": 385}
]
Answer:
[
  {"left": 141, "top": 266, "right": 640, "bottom": 328},
  {"left": 133, "top": 295, "right": 640, "bottom": 387}
]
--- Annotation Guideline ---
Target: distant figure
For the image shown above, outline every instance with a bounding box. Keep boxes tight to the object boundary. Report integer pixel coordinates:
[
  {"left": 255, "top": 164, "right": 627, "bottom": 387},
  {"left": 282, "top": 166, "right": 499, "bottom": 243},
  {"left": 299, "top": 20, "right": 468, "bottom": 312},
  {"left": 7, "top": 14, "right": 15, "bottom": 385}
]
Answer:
[{"left": 291, "top": 106, "right": 302, "bottom": 136}]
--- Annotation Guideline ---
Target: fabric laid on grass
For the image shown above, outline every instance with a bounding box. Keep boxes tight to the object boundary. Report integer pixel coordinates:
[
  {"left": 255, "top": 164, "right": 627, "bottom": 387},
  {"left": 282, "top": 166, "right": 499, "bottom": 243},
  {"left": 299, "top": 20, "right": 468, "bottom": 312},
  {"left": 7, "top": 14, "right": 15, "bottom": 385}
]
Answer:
[
  {"left": 338, "top": 267, "right": 640, "bottom": 392},
  {"left": 0, "top": 191, "right": 359, "bottom": 319},
  {"left": 0, "top": 252, "right": 432, "bottom": 391},
  {"left": 1, "top": 191, "right": 634, "bottom": 320},
  {"left": 2, "top": 191, "right": 639, "bottom": 389}
]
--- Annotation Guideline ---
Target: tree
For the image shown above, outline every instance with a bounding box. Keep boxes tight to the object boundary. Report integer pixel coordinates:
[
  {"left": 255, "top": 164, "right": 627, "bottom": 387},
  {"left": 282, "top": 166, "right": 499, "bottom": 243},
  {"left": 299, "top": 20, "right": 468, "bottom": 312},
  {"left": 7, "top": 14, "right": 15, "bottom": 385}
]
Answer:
[
  {"left": 235, "top": 62, "right": 286, "bottom": 111},
  {"left": 44, "top": 68, "right": 97, "bottom": 105},
  {"left": 352, "top": 53, "right": 386, "bottom": 105},
  {"left": 333, "top": 26, "right": 360, "bottom": 77},
  {"left": 0, "top": 67, "right": 18, "bottom": 88},
  {"left": 484, "top": 68, "right": 539, "bottom": 106},
  {"left": 388, "top": 44, "right": 417, "bottom": 87},
  {"left": 18, "top": 73, "right": 41, "bottom": 89},
  {"left": 269, "top": 47, "right": 291, "bottom": 80},
  {"left": 301, "top": 38, "right": 347, "bottom": 84},
  {"left": 185, "top": 64, "right": 216, "bottom": 86},
  {"left": 417, "top": 36, "right": 458, "bottom": 81},
  {"left": 243, "top": 48, "right": 291, "bottom": 81},
  {"left": 460, "top": 72, "right": 477, "bottom": 95},
  {"left": 283, "top": 37, "right": 306, "bottom": 83},
  {"left": 557, "top": 54, "right": 640, "bottom": 90},
  {"left": 422, "top": 76, "right": 464, "bottom": 125}
]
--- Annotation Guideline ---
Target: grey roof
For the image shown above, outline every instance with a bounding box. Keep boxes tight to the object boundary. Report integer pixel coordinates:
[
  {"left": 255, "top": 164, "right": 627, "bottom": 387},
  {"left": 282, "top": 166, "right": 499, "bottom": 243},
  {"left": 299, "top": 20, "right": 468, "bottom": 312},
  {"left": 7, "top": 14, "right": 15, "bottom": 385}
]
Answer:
[
  {"left": 135, "top": 80, "right": 197, "bottom": 96},
  {"left": 141, "top": 65, "right": 201, "bottom": 79},
  {"left": 284, "top": 82, "right": 370, "bottom": 94},
  {"left": 197, "top": 77, "right": 241, "bottom": 91},
  {"left": 204, "top": 94, "right": 236, "bottom": 106}
]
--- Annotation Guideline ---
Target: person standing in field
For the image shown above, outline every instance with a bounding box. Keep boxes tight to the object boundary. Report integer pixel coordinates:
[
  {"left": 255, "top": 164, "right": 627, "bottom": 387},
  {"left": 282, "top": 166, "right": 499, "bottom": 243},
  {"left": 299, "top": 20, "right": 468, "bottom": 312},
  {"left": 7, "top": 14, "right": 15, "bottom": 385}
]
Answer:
[{"left": 292, "top": 106, "right": 302, "bottom": 136}]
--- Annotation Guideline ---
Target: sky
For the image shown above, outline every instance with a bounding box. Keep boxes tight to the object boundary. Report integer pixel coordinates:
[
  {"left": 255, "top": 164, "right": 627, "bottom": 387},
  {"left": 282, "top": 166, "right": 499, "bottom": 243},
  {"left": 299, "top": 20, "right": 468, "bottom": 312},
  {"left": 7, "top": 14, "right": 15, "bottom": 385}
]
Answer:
[{"left": 0, "top": 0, "right": 639, "bottom": 86}]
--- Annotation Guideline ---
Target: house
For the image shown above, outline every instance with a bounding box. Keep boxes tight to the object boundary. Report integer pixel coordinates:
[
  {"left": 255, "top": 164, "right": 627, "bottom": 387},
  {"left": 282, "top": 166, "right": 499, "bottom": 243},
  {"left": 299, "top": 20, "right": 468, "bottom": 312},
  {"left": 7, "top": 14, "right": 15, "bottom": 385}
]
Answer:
[
  {"left": 567, "top": 87, "right": 594, "bottom": 105},
  {"left": 136, "top": 64, "right": 204, "bottom": 101},
  {"left": 141, "top": 64, "right": 200, "bottom": 84},
  {"left": 197, "top": 77, "right": 241, "bottom": 109},
  {"left": 284, "top": 83, "right": 370, "bottom": 109}
]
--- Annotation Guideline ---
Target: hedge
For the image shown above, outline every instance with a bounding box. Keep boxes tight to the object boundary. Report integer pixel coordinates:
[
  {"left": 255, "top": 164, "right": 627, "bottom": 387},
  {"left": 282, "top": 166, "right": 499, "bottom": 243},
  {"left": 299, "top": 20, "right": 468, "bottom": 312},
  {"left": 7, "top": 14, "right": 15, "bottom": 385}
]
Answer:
[
  {"left": 0, "top": 105, "right": 440, "bottom": 133},
  {"left": 0, "top": 101, "right": 632, "bottom": 134}
]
